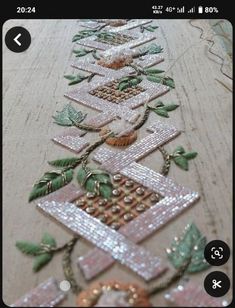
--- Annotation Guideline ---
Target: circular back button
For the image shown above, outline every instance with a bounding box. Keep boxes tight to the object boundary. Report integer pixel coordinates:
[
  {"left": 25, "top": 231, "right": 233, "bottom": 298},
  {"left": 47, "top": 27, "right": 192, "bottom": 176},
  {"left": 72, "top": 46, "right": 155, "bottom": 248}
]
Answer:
[
  {"left": 5, "top": 26, "right": 31, "bottom": 53},
  {"left": 204, "top": 240, "right": 230, "bottom": 266},
  {"left": 204, "top": 271, "right": 230, "bottom": 297}
]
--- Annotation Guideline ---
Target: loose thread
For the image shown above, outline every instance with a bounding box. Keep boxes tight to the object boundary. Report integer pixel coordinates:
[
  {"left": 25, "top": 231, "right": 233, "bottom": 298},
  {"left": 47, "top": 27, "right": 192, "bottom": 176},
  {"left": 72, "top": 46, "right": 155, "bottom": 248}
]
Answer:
[
  {"left": 189, "top": 20, "right": 232, "bottom": 81},
  {"left": 215, "top": 78, "right": 232, "bottom": 93}
]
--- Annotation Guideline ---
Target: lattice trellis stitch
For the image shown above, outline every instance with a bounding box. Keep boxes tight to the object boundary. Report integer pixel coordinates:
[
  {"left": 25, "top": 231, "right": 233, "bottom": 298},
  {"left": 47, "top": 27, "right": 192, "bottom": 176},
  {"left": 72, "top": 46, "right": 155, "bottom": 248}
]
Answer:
[
  {"left": 73, "top": 174, "right": 164, "bottom": 230},
  {"left": 65, "top": 78, "right": 168, "bottom": 126},
  {"left": 79, "top": 19, "right": 152, "bottom": 31},
  {"left": 52, "top": 127, "right": 89, "bottom": 153},
  {"left": 52, "top": 23, "right": 166, "bottom": 153},
  {"left": 36, "top": 121, "right": 199, "bottom": 281},
  {"left": 76, "top": 29, "right": 156, "bottom": 51},
  {"left": 164, "top": 281, "right": 228, "bottom": 307},
  {"left": 74, "top": 124, "right": 199, "bottom": 280},
  {"left": 71, "top": 54, "right": 164, "bottom": 77},
  {"left": 35, "top": 21, "right": 200, "bottom": 284},
  {"left": 38, "top": 200, "right": 168, "bottom": 281},
  {"left": 55, "top": 77, "right": 168, "bottom": 152},
  {"left": 11, "top": 277, "right": 66, "bottom": 307}
]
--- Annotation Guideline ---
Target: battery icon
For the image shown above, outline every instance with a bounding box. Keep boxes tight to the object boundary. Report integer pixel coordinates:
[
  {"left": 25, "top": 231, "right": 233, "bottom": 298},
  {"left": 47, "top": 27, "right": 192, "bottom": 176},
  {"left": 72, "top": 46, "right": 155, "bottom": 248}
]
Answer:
[{"left": 198, "top": 6, "right": 203, "bottom": 13}]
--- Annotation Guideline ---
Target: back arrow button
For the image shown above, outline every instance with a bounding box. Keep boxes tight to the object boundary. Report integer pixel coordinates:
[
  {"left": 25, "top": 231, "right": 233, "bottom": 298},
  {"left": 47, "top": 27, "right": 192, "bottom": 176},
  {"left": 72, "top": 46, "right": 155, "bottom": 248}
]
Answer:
[
  {"left": 14, "top": 33, "right": 22, "bottom": 46},
  {"left": 5, "top": 26, "right": 31, "bottom": 53}
]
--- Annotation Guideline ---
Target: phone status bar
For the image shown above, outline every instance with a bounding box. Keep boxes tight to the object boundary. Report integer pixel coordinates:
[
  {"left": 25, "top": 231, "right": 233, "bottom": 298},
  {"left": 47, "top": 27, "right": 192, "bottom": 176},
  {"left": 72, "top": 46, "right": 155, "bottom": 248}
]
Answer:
[{"left": 152, "top": 5, "right": 219, "bottom": 15}]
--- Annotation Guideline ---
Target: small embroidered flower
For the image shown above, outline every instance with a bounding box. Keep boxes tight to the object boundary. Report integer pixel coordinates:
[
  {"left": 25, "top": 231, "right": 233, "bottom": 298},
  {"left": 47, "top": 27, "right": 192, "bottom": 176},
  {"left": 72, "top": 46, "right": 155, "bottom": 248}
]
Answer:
[
  {"left": 98, "top": 51, "right": 133, "bottom": 69},
  {"left": 76, "top": 281, "right": 151, "bottom": 307}
]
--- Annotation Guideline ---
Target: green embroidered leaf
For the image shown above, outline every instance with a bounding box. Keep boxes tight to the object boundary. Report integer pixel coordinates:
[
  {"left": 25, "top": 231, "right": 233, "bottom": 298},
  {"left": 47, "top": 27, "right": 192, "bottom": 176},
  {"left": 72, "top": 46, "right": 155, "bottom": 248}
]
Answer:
[
  {"left": 154, "top": 101, "right": 164, "bottom": 107},
  {"left": 64, "top": 74, "right": 86, "bottom": 86},
  {"left": 140, "top": 44, "right": 163, "bottom": 55},
  {"left": 164, "top": 104, "right": 179, "bottom": 111},
  {"left": 147, "top": 75, "right": 162, "bottom": 83},
  {"left": 166, "top": 223, "right": 210, "bottom": 273},
  {"left": 64, "top": 75, "right": 75, "bottom": 80},
  {"left": 145, "top": 26, "right": 155, "bottom": 32},
  {"left": 164, "top": 77, "right": 175, "bottom": 89},
  {"left": 183, "top": 152, "right": 198, "bottom": 160},
  {"left": 72, "top": 30, "right": 97, "bottom": 42},
  {"left": 41, "top": 233, "right": 56, "bottom": 248},
  {"left": 144, "top": 25, "right": 159, "bottom": 32},
  {"left": 119, "top": 77, "right": 131, "bottom": 82},
  {"left": 153, "top": 107, "right": 169, "bottom": 118},
  {"left": 53, "top": 105, "right": 72, "bottom": 126},
  {"left": 73, "top": 48, "right": 91, "bottom": 57},
  {"left": 29, "top": 169, "right": 73, "bottom": 202},
  {"left": 118, "top": 81, "right": 129, "bottom": 91},
  {"left": 67, "top": 105, "right": 87, "bottom": 125},
  {"left": 53, "top": 104, "right": 86, "bottom": 126},
  {"left": 118, "top": 76, "right": 142, "bottom": 91},
  {"left": 99, "top": 184, "right": 113, "bottom": 199},
  {"left": 145, "top": 68, "right": 165, "bottom": 74},
  {"left": 16, "top": 241, "right": 42, "bottom": 256},
  {"left": 77, "top": 167, "right": 113, "bottom": 199},
  {"left": 96, "top": 31, "right": 117, "bottom": 42},
  {"left": 150, "top": 25, "right": 159, "bottom": 29},
  {"left": 48, "top": 157, "right": 81, "bottom": 168},
  {"left": 150, "top": 101, "right": 179, "bottom": 118},
  {"left": 173, "top": 156, "right": 189, "bottom": 170},
  {"left": 94, "top": 173, "right": 111, "bottom": 184},
  {"left": 33, "top": 253, "right": 53, "bottom": 272},
  {"left": 188, "top": 236, "right": 210, "bottom": 273},
  {"left": 69, "top": 78, "right": 83, "bottom": 86},
  {"left": 147, "top": 75, "right": 175, "bottom": 89},
  {"left": 174, "top": 146, "right": 185, "bottom": 155},
  {"left": 92, "top": 49, "right": 100, "bottom": 60},
  {"left": 129, "top": 77, "right": 142, "bottom": 86}
]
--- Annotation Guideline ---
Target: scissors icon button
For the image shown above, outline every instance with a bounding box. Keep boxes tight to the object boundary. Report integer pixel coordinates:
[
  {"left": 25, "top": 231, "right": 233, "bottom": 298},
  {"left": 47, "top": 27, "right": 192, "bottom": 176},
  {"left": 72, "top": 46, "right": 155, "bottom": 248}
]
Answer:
[
  {"left": 204, "top": 271, "right": 230, "bottom": 297},
  {"left": 212, "top": 279, "right": 222, "bottom": 289}
]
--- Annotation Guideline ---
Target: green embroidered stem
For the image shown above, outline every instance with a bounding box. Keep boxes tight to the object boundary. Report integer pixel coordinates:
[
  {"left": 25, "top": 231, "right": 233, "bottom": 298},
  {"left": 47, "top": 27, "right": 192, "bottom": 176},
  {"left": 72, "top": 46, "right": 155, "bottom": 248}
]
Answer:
[
  {"left": 133, "top": 106, "right": 151, "bottom": 130},
  {"left": 92, "top": 49, "right": 101, "bottom": 60},
  {"left": 62, "top": 237, "right": 82, "bottom": 294},
  {"left": 147, "top": 258, "right": 191, "bottom": 296},
  {"left": 128, "top": 63, "right": 146, "bottom": 75},
  {"left": 39, "top": 241, "right": 73, "bottom": 254},
  {"left": 87, "top": 72, "right": 96, "bottom": 83},
  {"left": 140, "top": 25, "right": 145, "bottom": 33},
  {"left": 71, "top": 120, "right": 101, "bottom": 132},
  {"left": 80, "top": 133, "right": 114, "bottom": 174},
  {"left": 159, "top": 146, "right": 172, "bottom": 176},
  {"left": 97, "top": 23, "right": 108, "bottom": 32}
]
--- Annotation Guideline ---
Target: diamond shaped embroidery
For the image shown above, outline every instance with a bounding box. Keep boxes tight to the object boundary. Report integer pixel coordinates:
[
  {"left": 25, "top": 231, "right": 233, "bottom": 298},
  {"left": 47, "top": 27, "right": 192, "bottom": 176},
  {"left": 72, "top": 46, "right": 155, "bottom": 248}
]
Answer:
[
  {"left": 76, "top": 139, "right": 199, "bottom": 280},
  {"left": 64, "top": 79, "right": 168, "bottom": 129}
]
